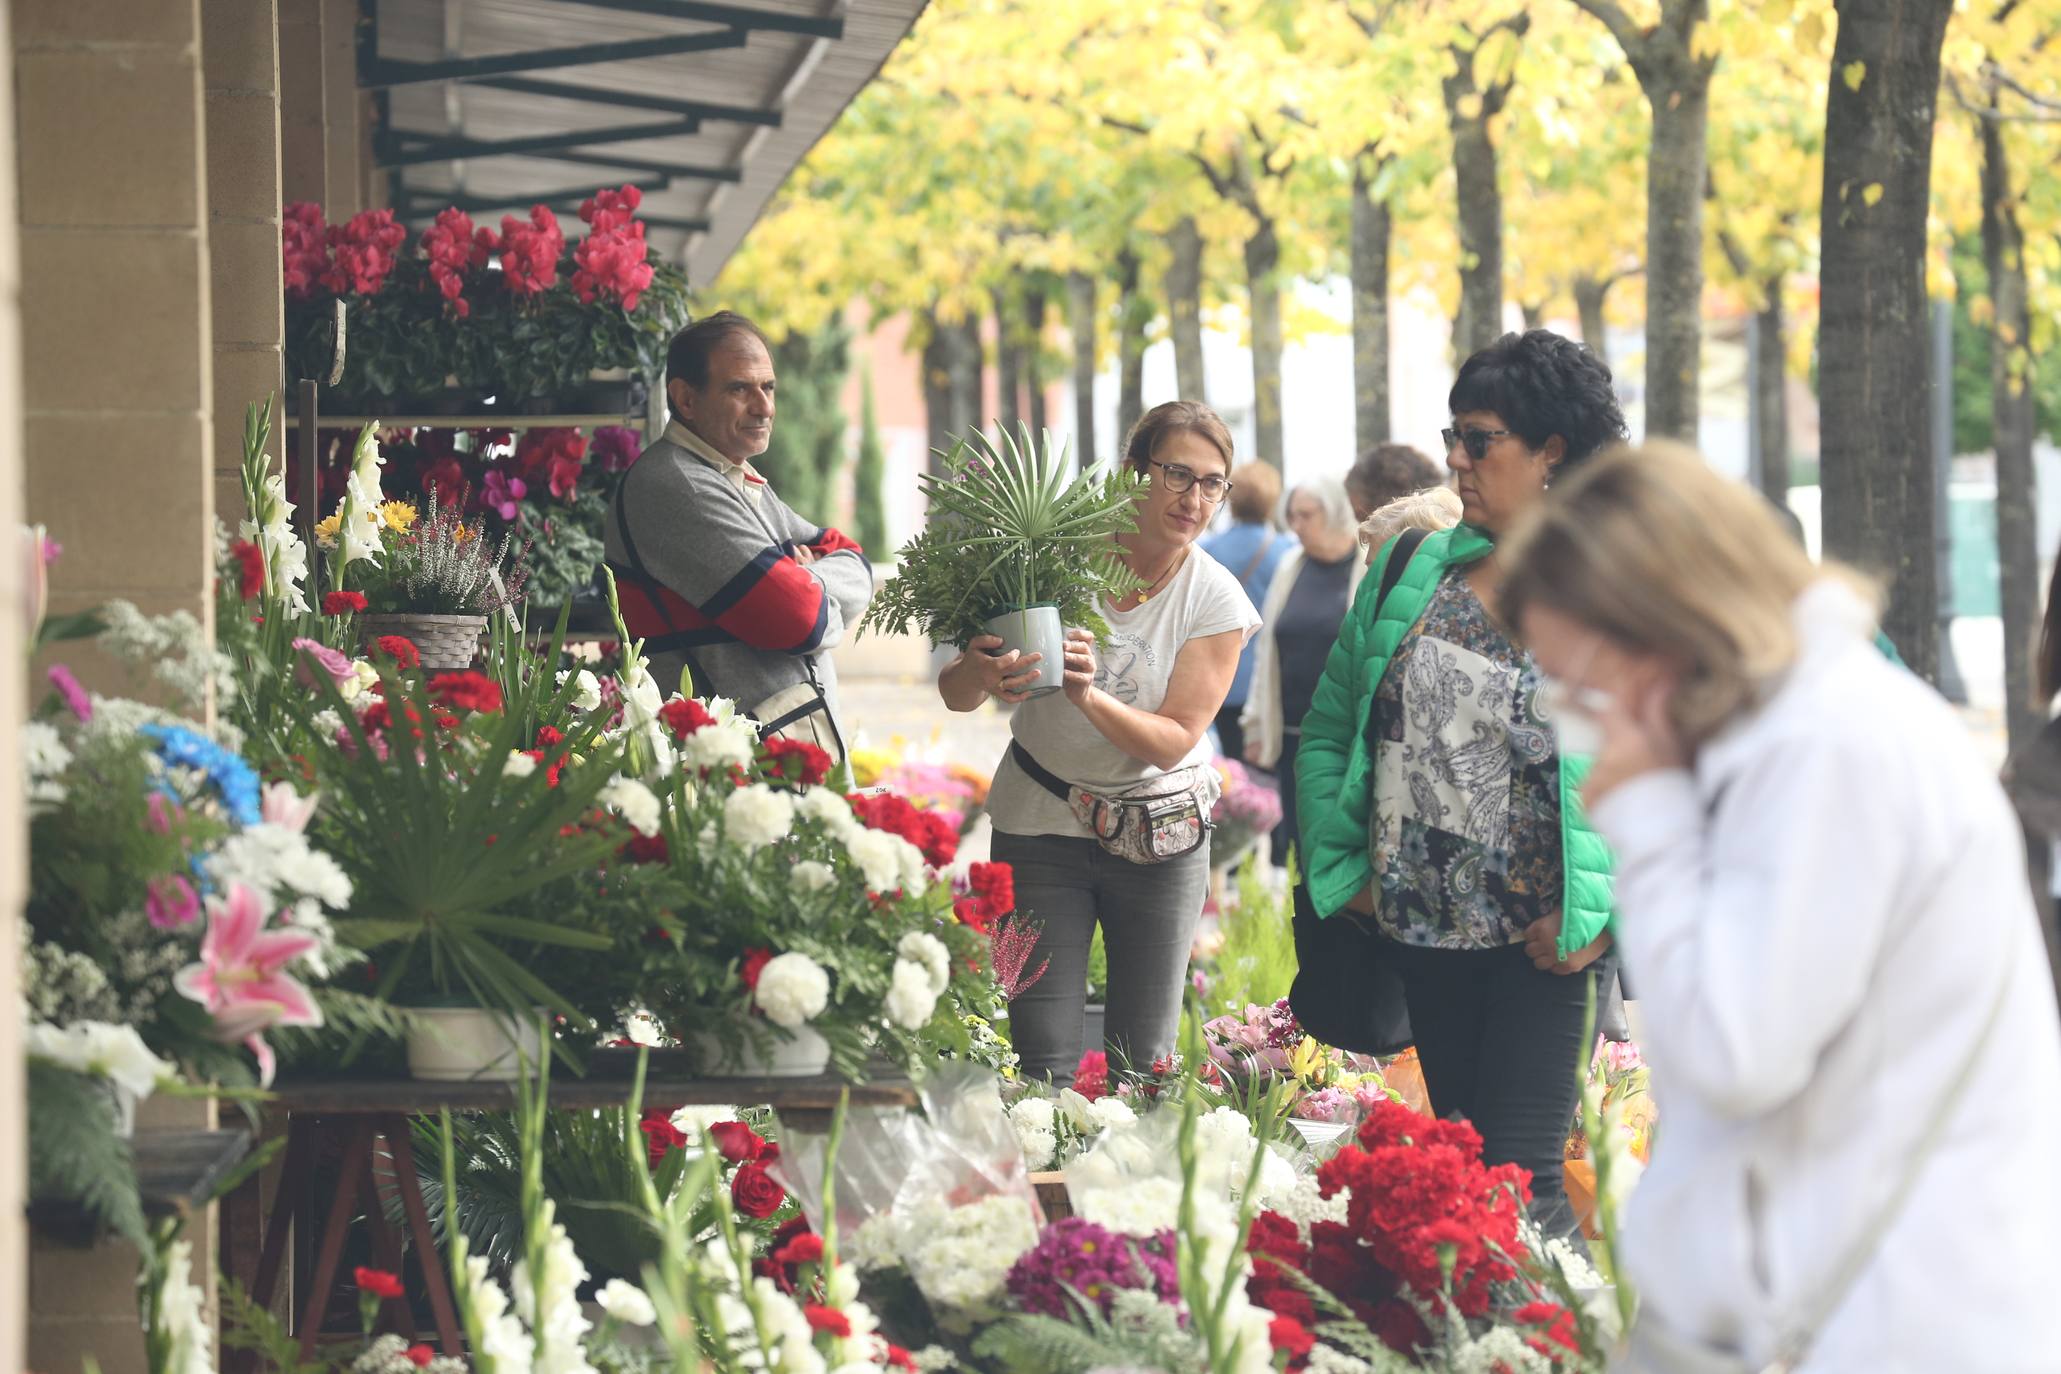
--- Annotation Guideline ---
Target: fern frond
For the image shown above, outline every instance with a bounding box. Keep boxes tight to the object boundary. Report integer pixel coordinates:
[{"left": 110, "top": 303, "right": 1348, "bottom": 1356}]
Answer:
[{"left": 27, "top": 1061, "right": 144, "bottom": 1243}]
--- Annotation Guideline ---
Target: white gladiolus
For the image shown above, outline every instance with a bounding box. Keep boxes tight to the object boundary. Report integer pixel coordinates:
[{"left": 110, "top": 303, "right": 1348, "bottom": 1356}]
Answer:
[
  {"left": 461, "top": 1252, "right": 535, "bottom": 1374},
  {"left": 557, "top": 669, "right": 602, "bottom": 712},
  {"left": 504, "top": 751, "right": 538, "bottom": 778},
  {"left": 27, "top": 1021, "right": 172, "bottom": 1102},
  {"left": 594, "top": 1278, "right": 656, "bottom": 1328},
  {"left": 883, "top": 959, "right": 939, "bottom": 1030},
  {"left": 723, "top": 783, "right": 794, "bottom": 852},
  {"left": 754, "top": 952, "right": 829, "bottom": 1029},
  {"left": 152, "top": 1237, "right": 214, "bottom": 1374},
  {"left": 896, "top": 932, "right": 950, "bottom": 998},
  {"left": 241, "top": 471, "right": 312, "bottom": 614},
  {"left": 512, "top": 1199, "right": 595, "bottom": 1374},
  {"left": 599, "top": 775, "right": 662, "bottom": 838}
]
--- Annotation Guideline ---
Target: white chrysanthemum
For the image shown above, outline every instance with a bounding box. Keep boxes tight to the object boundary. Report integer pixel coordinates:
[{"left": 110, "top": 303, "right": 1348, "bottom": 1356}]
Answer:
[
  {"left": 896, "top": 1196, "right": 1040, "bottom": 1319},
  {"left": 504, "top": 751, "right": 538, "bottom": 779},
  {"left": 1086, "top": 1096, "right": 1137, "bottom": 1132},
  {"left": 724, "top": 783, "right": 795, "bottom": 851},
  {"left": 22, "top": 720, "right": 71, "bottom": 779},
  {"left": 754, "top": 952, "right": 829, "bottom": 1029},
  {"left": 1014, "top": 1125, "right": 1059, "bottom": 1170},
  {"left": 206, "top": 822, "right": 354, "bottom": 915},
  {"left": 557, "top": 669, "right": 603, "bottom": 712},
  {"left": 28, "top": 1021, "right": 172, "bottom": 1101},
  {"left": 883, "top": 958, "right": 939, "bottom": 1030},
  {"left": 595, "top": 1277, "right": 656, "bottom": 1327},
  {"left": 1074, "top": 1177, "right": 1186, "bottom": 1238},
  {"left": 600, "top": 775, "right": 662, "bottom": 837},
  {"left": 896, "top": 932, "right": 950, "bottom": 998},
  {"left": 1306, "top": 1347, "right": 1376, "bottom": 1374},
  {"left": 792, "top": 860, "right": 837, "bottom": 893},
  {"left": 1010, "top": 1096, "right": 1056, "bottom": 1133},
  {"left": 1276, "top": 1171, "right": 1350, "bottom": 1229},
  {"left": 796, "top": 788, "right": 857, "bottom": 837}
]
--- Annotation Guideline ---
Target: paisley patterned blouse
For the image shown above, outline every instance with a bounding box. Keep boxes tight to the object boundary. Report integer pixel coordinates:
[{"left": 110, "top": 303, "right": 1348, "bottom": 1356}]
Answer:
[{"left": 1366, "top": 568, "right": 1563, "bottom": 949}]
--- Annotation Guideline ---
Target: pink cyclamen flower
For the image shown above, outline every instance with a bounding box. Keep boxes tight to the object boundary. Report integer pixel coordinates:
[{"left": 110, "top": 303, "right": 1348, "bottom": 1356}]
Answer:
[
  {"left": 172, "top": 882, "right": 323, "bottom": 1087},
  {"left": 146, "top": 874, "right": 202, "bottom": 930},
  {"left": 146, "top": 792, "right": 182, "bottom": 835},
  {"left": 261, "top": 781, "right": 318, "bottom": 834},
  {"left": 291, "top": 637, "right": 356, "bottom": 693},
  {"left": 481, "top": 470, "right": 526, "bottom": 522},
  {"left": 47, "top": 664, "right": 92, "bottom": 722}
]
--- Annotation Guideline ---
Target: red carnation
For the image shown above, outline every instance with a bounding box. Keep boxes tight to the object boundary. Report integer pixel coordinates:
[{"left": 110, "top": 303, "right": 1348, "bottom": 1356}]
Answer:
[
  {"left": 1070, "top": 1050, "right": 1110, "bottom": 1102},
  {"left": 353, "top": 1266, "right": 404, "bottom": 1300},
  {"left": 739, "top": 947, "right": 773, "bottom": 990},
  {"left": 373, "top": 635, "right": 421, "bottom": 669},
  {"left": 402, "top": 1346, "right": 434, "bottom": 1368},
  {"left": 1267, "top": 1315, "right": 1315, "bottom": 1361},
  {"left": 881, "top": 1345, "right": 918, "bottom": 1371},
  {"left": 772, "top": 1230, "right": 824, "bottom": 1266},
  {"left": 659, "top": 698, "right": 716, "bottom": 739},
  {"left": 429, "top": 671, "right": 503, "bottom": 714},
  {"left": 323, "top": 589, "right": 368, "bottom": 616},
  {"left": 707, "top": 1120, "right": 768, "bottom": 1164},
  {"left": 759, "top": 736, "right": 832, "bottom": 788},
  {"left": 803, "top": 1305, "right": 851, "bottom": 1338},
  {"left": 230, "top": 539, "right": 265, "bottom": 600},
  {"left": 729, "top": 1162, "right": 785, "bottom": 1218}
]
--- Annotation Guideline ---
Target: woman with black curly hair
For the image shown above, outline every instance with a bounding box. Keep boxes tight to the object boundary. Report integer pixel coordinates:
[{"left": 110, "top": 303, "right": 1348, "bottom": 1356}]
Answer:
[{"left": 1294, "top": 330, "right": 1628, "bottom": 1239}]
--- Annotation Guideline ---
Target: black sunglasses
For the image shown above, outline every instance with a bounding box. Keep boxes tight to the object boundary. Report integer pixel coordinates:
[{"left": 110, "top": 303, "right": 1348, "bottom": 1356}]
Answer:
[{"left": 1442, "top": 426, "right": 1517, "bottom": 461}]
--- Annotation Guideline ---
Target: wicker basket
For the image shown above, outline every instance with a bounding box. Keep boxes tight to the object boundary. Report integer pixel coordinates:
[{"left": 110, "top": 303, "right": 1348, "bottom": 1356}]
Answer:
[{"left": 360, "top": 612, "right": 486, "bottom": 673}]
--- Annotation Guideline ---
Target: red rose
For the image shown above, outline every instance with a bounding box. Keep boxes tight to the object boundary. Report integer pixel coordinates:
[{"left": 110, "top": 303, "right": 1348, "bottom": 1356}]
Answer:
[
  {"left": 323, "top": 590, "right": 368, "bottom": 616},
  {"left": 803, "top": 1305, "right": 851, "bottom": 1338},
  {"left": 353, "top": 1266, "right": 404, "bottom": 1300},
  {"left": 229, "top": 539, "right": 265, "bottom": 600},
  {"left": 739, "top": 947, "right": 773, "bottom": 990},
  {"left": 638, "top": 1112, "right": 687, "bottom": 1170},
  {"left": 707, "top": 1120, "right": 767, "bottom": 1164},
  {"left": 429, "top": 671, "right": 503, "bottom": 714},
  {"left": 659, "top": 698, "right": 716, "bottom": 739},
  {"left": 374, "top": 635, "right": 421, "bottom": 669},
  {"left": 730, "top": 1162, "right": 786, "bottom": 1218},
  {"left": 403, "top": 1346, "right": 434, "bottom": 1368},
  {"left": 759, "top": 736, "right": 832, "bottom": 787},
  {"left": 1267, "top": 1315, "right": 1315, "bottom": 1360}
]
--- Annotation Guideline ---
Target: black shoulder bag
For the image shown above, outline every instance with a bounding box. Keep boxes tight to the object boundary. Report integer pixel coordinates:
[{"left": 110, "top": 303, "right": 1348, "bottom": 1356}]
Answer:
[{"left": 1285, "top": 528, "right": 1428, "bottom": 1057}]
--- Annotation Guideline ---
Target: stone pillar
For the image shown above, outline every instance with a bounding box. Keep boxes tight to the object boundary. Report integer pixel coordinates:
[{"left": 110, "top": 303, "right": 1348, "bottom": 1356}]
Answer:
[
  {"left": 278, "top": 0, "right": 325, "bottom": 205},
  {"left": 0, "top": 1, "right": 31, "bottom": 1371},
  {"left": 204, "top": 0, "right": 285, "bottom": 534},
  {"left": 321, "top": 0, "right": 362, "bottom": 217},
  {"left": 14, "top": 0, "right": 216, "bottom": 698}
]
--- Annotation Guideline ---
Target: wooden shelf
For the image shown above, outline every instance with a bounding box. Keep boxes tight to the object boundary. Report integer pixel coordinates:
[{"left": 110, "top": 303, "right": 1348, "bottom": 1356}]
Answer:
[
  {"left": 283, "top": 413, "right": 649, "bottom": 430},
  {"left": 29, "top": 1128, "right": 253, "bottom": 1244},
  {"left": 269, "top": 1069, "right": 917, "bottom": 1115}
]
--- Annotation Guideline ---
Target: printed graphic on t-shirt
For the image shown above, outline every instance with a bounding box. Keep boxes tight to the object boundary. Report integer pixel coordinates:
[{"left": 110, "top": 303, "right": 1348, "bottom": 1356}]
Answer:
[{"left": 1096, "top": 630, "right": 1157, "bottom": 705}]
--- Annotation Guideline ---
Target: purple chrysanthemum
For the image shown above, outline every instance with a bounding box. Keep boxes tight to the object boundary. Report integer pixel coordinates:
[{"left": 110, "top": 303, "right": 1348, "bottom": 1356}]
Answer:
[{"left": 1005, "top": 1218, "right": 1181, "bottom": 1319}]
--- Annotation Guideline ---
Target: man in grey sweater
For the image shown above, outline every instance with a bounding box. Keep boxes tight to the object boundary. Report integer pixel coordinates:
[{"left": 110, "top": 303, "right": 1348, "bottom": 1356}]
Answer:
[{"left": 604, "top": 312, "right": 874, "bottom": 757}]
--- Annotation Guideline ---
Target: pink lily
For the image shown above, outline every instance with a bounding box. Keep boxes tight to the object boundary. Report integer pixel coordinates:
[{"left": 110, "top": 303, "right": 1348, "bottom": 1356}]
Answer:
[
  {"left": 145, "top": 874, "right": 202, "bottom": 930},
  {"left": 261, "top": 781, "right": 319, "bottom": 834},
  {"left": 173, "top": 882, "right": 323, "bottom": 1086}
]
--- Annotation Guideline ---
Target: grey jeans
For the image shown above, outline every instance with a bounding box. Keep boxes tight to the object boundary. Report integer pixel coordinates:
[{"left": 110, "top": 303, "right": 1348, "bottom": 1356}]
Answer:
[{"left": 991, "top": 830, "right": 1212, "bottom": 1080}]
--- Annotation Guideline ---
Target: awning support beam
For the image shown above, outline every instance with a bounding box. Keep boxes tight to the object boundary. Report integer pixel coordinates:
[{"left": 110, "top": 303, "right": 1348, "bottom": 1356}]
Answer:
[
  {"left": 362, "top": 29, "right": 748, "bottom": 88},
  {"left": 471, "top": 74, "right": 782, "bottom": 127},
  {"left": 549, "top": 0, "right": 844, "bottom": 40},
  {"left": 397, "top": 174, "right": 674, "bottom": 217},
  {"left": 378, "top": 118, "right": 700, "bottom": 168}
]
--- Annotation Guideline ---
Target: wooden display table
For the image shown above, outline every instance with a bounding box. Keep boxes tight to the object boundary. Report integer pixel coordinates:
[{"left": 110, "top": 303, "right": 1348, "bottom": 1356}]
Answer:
[{"left": 222, "top": 1069, "right": 918, "bottom": 1368}]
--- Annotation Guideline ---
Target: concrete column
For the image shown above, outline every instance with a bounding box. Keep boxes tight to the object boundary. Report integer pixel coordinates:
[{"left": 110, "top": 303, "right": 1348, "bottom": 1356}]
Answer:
[
  {"left": 0, "top": 0, "right": 31, "bottom": 1369},
  {"left": 320, "top": 0, "right": 361, "bottom": 217},
  {"left": 204, "top": 0, "right": 285, "bottom": 535},
  {"left": 14, "top": 0, "right": 216, "bottom": 698},
  {"left": 278, "top": 0, "right": 325, "bottom": 205}
]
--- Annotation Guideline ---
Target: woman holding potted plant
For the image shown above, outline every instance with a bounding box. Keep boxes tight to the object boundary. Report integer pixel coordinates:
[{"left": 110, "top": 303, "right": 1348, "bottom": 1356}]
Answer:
[{"left": 938, "top": 402, "right": 1260, "bottom": 1080}]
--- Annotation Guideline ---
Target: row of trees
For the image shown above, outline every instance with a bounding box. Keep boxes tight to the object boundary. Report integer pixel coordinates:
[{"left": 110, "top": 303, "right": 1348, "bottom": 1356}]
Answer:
[{"left": 720, "top": 0, "right": 2061, "bottom": 736}]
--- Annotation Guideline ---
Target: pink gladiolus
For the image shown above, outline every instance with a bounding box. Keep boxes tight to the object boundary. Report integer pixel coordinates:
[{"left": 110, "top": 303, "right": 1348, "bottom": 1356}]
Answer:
[
  {"left": 146, "top": 874, "right": 202, "bottom": 930},
  {"left": 261, "top": 781, "right": 318, "bottom": 834},
  {"left": 292, "top": 637, "right": 356, "bottom": 692},
  {"left": 173, "top": 882, "right": 323, "bottom": 1087},
  {"left": 47, "top": 664, "right": 92, "bottom": 722}
]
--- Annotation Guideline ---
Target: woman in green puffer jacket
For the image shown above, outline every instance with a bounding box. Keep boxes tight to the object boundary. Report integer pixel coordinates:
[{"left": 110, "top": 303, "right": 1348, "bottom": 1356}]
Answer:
[{"left": 1297, "top": 330, "right": 1627, "bottom": 1239}]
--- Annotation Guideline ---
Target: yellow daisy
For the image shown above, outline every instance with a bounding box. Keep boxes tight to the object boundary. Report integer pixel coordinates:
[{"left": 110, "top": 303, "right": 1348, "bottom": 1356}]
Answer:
[{"left": 379, "top": 500, "right": 419, "bottom": 533}]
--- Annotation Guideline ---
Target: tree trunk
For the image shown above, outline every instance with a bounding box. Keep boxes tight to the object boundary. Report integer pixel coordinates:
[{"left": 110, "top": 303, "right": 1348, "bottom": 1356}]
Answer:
[
  {"left": 1573, "top": 275, "right": 1612, "bottom": 369},
  {"left": 1445, "top": 77, "right": 1507, "bottom": 359},
  {"left": 920, "top": 308, "right": 953, "bottom": 478},
  {"left": 1641, "top": 52, "right": 1712, "bottom": 440},
  {"left": 1752, "top": 276, "right": 1789, "bottom": 504},
  {"left": 1117, "top": 249, "right": 1146, "bottom": 446},
  {"left": 1245, "top": 218, "right": 1285, "bottom": 467},
  {"left": 1818, "top": 0, "right": 1953, "bottom": 683},
  {"left": 1025, "top": 283, "right": 1049, "bottom": 435},
  {"left": 1520, "top": 300, "right": 1545, "bottom": 332},
  {"left": 1351, "top": 157, "right": 1392, "bottom": 450},
  {"left": 996, "top": 292, "right": 1025, "bottom": 434},
  {"left": 1068, "top": 271, "right": 1098, "bottom": 469},
  {"left": 947, "top": 312, "right": 983, "bottom": 445},
  {"left": 1168, "top": 216, "right": 1207, "bottom": 401},
  {"left": 1982, "top": 107, "right": 2041, "bottom": 754}
]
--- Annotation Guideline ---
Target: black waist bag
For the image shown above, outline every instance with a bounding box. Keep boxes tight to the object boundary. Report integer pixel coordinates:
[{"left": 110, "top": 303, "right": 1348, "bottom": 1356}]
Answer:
[{"left": 1286, "top": 528, "right": 1426, "bottom": 1057}]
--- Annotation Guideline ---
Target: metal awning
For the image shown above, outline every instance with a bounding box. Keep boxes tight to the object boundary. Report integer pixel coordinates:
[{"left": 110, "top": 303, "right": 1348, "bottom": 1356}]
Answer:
[{"left": 368, "top": 0, "right": 925, "bottom": 284}]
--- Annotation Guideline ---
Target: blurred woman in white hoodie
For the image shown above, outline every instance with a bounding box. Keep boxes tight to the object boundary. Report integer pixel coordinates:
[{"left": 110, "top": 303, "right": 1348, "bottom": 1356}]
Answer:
[{"left": 1502, "top": 444, "right": 2061, "bottom": 1372}]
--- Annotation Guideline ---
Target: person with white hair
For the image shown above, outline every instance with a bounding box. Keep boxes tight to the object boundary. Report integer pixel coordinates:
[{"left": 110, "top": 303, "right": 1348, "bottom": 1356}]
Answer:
[{"left": 1243, "top": 475, "right": 1367, "bottom": 865}]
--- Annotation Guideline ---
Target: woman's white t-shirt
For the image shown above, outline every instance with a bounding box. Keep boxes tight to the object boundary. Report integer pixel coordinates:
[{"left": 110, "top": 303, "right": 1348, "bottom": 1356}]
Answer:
[{"left": 986, "top": 546, "right": 1261, "bottom": 840}]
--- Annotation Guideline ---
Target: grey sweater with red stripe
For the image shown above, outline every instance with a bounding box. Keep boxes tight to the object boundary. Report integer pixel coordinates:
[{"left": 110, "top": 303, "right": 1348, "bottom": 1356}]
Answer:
[{"left": 603, "top": 430, "right": 874, "bottom": 727}]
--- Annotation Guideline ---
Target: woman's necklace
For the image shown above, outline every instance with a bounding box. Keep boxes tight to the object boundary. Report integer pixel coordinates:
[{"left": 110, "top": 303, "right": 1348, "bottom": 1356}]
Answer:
[{"left": 1133, "top": 545, "right": 1189, "bottom": 604}]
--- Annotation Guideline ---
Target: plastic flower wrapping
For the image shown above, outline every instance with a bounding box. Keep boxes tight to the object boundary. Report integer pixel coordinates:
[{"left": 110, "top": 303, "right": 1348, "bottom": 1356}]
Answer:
[{"left": 1209, "top": 757, "right": 1283, "bottom": 864}]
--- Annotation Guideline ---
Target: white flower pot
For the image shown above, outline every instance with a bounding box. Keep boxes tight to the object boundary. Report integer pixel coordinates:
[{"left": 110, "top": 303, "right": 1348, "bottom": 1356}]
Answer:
[
  {"left": 1288, "top": 1117, "right": 1354, "bottom": 1151},
  {"left": 686, "top": 1023, "right": 831, "bottom": 1078},
  {"left": 983, "top": 604, "right": 1066, "bottom": 699},
  {"left": 107, "top": 1082, "right": 140, "bottom": 1139},
  {"left": 406, "top": 1006, "right": 546, "bottom": 1081}
]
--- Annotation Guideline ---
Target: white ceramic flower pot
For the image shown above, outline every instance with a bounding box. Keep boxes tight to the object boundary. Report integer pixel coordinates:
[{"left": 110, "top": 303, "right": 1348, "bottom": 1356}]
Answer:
[
  {"left": 983, "top": 604, "right": 1066, "bottom": 699},
  {"left": 686, "top": 1023, "right": 831, "bottom": 1078},
  {"left": 1288, "top": 1117, "right": 1354, "bottom": 1152},
  {"left": 406, "top": 1006, "right": 546, "bottom": 1082}
]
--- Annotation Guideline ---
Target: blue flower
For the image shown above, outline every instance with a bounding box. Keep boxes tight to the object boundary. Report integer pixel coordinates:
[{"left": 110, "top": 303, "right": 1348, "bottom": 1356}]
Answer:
[{"left": 139, "top": 722, "right": 261, "bottom": 828}]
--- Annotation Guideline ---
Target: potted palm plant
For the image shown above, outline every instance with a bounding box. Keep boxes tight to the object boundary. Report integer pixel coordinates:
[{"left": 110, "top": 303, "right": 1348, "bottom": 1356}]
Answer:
[{"left": 862, "top": 425, "right": 1143, "bottom": 694}]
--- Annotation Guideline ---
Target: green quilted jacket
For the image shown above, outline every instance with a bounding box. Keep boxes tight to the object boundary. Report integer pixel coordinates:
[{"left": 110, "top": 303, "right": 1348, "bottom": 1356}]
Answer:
[{"left": 1294, "top": 523, "right": 1615, "bottom": 960}]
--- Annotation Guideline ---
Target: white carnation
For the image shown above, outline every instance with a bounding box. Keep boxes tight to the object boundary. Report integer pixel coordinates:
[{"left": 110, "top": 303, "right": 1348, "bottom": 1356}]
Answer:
[
  {"left": 896, "top": 931, "right": 951, "bottom": 998},
  {"left": 723, "top": 783, "right": 795, "bottom": 852},
  {"left": 595, "top": 1278, "right": 656, "bottom": 1327},
  {"left": 1086, "top": 1096, "right": 1137, "bottom": 1132},
  {"left": 503, "top": 751, "right": 538, "bottom": 778},
  {"left": 599, "top": 775, "right": 662, "bottom": 837},
  {"left": 845, "top": 828, "right": 921, "bottom": 895},
  {"left": 680, "top": 717, "right": 757, "bottom": 774},
  {"left": 754, "top": 952, "right": 829, "bottom": 1029},
  {"left": 796, "top": 788, "right": 858, "bottom": 837},
  {"left": 792, "top": 860, "right": 837, "bottom": 893},
  {"left": 884, "top": 958, "right": 940, "bottom": 1030},
  {"left": 1010, "top": 1097, "right": 1057, "bottom": 1133},
  {"left": 1015, "top": 1126, "right": 1059, "bottom": 1171}
]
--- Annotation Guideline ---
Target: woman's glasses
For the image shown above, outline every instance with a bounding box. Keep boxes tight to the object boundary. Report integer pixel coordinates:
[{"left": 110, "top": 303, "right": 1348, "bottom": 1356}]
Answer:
[
  {"left": 1442, "top": 426, "right": 1517, "bottom": 461},
  {"left": 1146, "top": 459, "right": 1234, "bottom": 503}
]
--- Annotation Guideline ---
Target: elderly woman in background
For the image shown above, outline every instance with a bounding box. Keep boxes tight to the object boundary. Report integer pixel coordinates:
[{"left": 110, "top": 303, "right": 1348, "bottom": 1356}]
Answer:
[
  {"left": 1244, "top": 476, "right": 1366, "bottom": 866},
  {"left": 1202, "top": 461, "right": 1291, "bottom": 764}
]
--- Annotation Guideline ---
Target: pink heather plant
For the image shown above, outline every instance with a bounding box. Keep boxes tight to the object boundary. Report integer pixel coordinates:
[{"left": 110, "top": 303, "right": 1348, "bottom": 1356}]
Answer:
[{"left": 990, "top": 916, "right": 1050, "bottom": 1001}]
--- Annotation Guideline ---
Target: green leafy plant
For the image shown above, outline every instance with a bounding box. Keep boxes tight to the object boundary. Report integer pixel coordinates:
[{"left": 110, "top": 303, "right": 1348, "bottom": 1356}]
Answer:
[
  {"left": 1204, "top": 864, "right": 1297, "bottom": 1014},
  {"left": 861, "top": 425, "right": 1144, "bottom": 647},
  {"left": 25, "top": 1060, "right": 144, "bottom": 1243}
]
